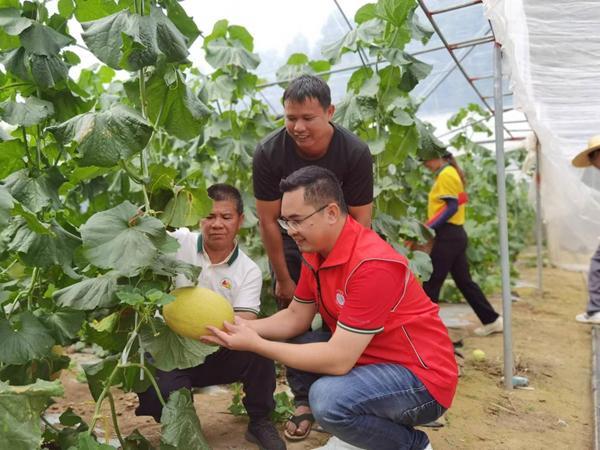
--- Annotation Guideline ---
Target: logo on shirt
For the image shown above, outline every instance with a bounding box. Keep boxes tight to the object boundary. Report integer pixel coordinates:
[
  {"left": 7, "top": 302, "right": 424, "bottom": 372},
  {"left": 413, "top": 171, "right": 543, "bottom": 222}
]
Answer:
[
  {"left": 220, "top": 278, "right": 232, "bottom": 290},
  {"left": 335, "top": 289, "right": 345, "bottom": 307}
]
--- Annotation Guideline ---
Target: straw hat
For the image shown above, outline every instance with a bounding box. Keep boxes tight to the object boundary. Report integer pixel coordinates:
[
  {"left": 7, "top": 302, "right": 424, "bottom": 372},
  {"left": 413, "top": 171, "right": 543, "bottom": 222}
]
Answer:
[{"left": 572, "top": 135, "right": 600, "bottom": 168}]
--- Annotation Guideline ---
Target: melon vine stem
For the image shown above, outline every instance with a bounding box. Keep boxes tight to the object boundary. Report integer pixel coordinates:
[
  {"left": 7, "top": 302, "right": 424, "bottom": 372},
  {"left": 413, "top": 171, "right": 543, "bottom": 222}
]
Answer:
[{"left": 107, "top": 392, "right": 125, "bottom": 449}]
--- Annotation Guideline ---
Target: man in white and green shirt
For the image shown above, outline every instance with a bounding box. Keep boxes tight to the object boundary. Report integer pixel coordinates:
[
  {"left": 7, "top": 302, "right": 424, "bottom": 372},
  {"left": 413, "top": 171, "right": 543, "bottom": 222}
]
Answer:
[{"left": 136, "top": 184, "right": 286, "bottom": 450}]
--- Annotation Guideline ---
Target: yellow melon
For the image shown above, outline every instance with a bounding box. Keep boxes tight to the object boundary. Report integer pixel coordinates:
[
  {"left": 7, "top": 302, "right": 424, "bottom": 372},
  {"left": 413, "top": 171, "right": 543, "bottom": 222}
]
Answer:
[
  {"left": 50, "top": 345, "right": 63, "bottom": 381},
  {"left": 163, "top": 287, "right": 235, "bottom": 339}
]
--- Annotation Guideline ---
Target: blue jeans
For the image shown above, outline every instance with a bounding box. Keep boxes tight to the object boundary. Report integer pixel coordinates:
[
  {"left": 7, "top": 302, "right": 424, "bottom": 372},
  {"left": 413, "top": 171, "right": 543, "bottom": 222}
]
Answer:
[{"left": 286, "top": 332, "right": 446, "bottom": 450}]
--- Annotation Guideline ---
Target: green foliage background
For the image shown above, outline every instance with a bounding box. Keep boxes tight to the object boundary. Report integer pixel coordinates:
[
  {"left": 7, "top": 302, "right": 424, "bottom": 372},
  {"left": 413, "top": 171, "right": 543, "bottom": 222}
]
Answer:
[{"left": 0, "top": 0, "right": 534, "bottom": 448}]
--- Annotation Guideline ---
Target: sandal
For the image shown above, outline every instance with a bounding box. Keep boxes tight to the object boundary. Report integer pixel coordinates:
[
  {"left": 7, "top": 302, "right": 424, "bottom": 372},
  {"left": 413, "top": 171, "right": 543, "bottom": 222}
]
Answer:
[{"left": 284, "top": 412, "right": 315, "bottom": 441}]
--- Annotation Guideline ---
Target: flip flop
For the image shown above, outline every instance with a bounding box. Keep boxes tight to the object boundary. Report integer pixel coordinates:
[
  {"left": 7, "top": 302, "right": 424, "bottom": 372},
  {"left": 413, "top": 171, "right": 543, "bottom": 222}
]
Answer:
[{"left": 284, "top": 412, "right": 315, "bottom": 441}]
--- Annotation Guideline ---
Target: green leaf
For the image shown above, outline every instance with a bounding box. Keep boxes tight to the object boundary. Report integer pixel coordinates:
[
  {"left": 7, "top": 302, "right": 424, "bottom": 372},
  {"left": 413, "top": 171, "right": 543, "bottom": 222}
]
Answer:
[
  {"left": 163, "top": 0, "right": 200, "bottom": 47},
  {"left": 35, "top": 308, "right": 85, "bottom": 346},
  {"left": 202, "top": 19, "right": 228, "bottom": 50},
  {"left": 81, "top": 310, "right": 133, "bottom": 351},
  {"left": 407, "top": 7, "right": 433, "bottom": 45},
  {"left": 42, "top": 87, "right": 95, "bottom": 122},
  {"left": 0, "top": 145, "right": 24, "bottom": 189},
  {"left": 149, "top": 254, "right": 201, "bottom": 284},
  {"left": 53, "top": 271, "right": 120, "bottom": 310},
  {"left": 321, "top": 19, "right": 384, "bottom": 64},
  {"left": 145, "top": 289, "right": 175, "bottom": 306},
  {"left": 71, "top": 165, "right": 113, "bottom": 181},
  {"left": 160, "top": 187, "right": 211, "bottom": 228},
  {"left": 208, "top": 133, "right": 255, "bottom": 168},
  {"left": 148, "top": 163, "right": 177, "bottom": 194},
  {"left": 332, "top": 91, "right": 377, "bottom": 131},
  {"left": 150, "top": 5, "right": 189, "bottom": 63},
  {"left": 48, "top": 104, "right": 153, "bottom": 168},
  {"left": 80, "top": 201, "right": 168, "bottom": 273},
  {"left": 375, "top": 0, "right": 415, "bottom": 27},
  {"left": 20, "top": 23, "right": 72, "bottom": 56},
  {"left": 81, "top": 10, "right": 157, "bottom": 71},
  {"left": 0, "top": 184, "right": 14, "bottom": 227},
  {"left": 11, "top": 202, "right": 52, "bottom": 235},
  {"left": 2, "top": 168, "right": 63, "bottom": 213},
  {"left": 380, "top": 126, "right": 419, "bottom": 167},
  {"left": 391, "top": 108, "right": 414, "bottom": 126},
  {"left": 355, "top": 3, "right": 377, "bottom": 23},
  {"left": 145, "top": 70, "right": 211, "bottom": 141},
  {"left": 380, "top": 47, "right": 411, "bottom": 66},
  {"left": 116, "top": 285, "right": 145, "bottom": 305},
  {"left": 228, "top": 24, "right": 254, "bottom": 51},
  {"left": 0, "top": 8, "right": 33, "bottom": 35},
  {"left": 63, "top": 50, "right": 81, "bottom": 65},
  {"left": 415, "top": 119, "right": 446, "bottom": 160},
  {"left": 0, "top": 27, "right": 20, "bottom": 51},
  {"left": 408, "top": 250, "right": 433, "bottom": 281},
  {"left": 1, "top": 47, "right": 30, "bottom": 80},
  {"left": 140, "top": 319, "right": 218, "bottom": 372},
  {"left": 82, "top": 355, "right": 121, "bottom": 401},
  {"left": 8, "top": 218, "right": 80, "bottom": 268},
  {"left": 74, "top": 0, "right": 120, "bottom": 22},
  {"left": 399, "top": 53, "right": 432, "bottom": 92},
  {"left": 0, "top": 352, "right": 69, "bottom": 385},
  {"left": 59, "top": 407, "right": 85, "bottom": 426},
  {"left": 0, "top": 97, "right": 54, "bottom": 127},
  {"left": 205, "top": 38, "right": 261, "bottom": 71},
  {"left": 0, "top": 311, "right": 55, "bottom": 364},
  {"left": 58, "top": 0, "right": 76, "bottom": 19},
  {"left": 124, "top": 429, "right": 155, "bottom": 450},
  {"left": 0, "top": 379, "right": 64, "bottom": 450},
  {"left": 275, "top": 53, "right": 331, "bottom": 87},
  {"left": 159, "top": 389, "right": 210, "bottom": 450},
  {"left": 31, "top": 54, "right": 70, "bottom": 88}
]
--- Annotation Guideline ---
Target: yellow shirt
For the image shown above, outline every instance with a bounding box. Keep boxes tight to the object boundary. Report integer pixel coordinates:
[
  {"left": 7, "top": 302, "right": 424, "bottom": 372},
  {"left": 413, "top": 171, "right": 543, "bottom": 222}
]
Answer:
[{"left": 427, "top": 165, "right": 465, "bottom": 226}]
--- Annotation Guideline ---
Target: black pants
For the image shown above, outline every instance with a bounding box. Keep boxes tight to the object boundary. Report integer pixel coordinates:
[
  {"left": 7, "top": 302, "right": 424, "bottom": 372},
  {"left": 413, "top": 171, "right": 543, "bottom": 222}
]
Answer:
[
  {"left": 136, "top": 348, "right": 276, "bottom": 422},
  {"left": 423, "top": 223, "right": 499, "bottom": 325}
]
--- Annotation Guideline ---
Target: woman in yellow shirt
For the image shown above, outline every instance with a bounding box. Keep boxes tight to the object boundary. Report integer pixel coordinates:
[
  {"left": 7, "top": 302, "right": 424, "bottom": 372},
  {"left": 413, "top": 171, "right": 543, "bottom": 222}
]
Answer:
[{"left": 422, "top": 151, "right": 503, "bottom": 336}]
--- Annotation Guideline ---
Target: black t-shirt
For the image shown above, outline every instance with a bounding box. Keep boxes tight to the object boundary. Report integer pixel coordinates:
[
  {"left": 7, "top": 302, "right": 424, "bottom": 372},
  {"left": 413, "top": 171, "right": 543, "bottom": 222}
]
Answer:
[{"left": 253, "top": 123, "right": 373, "bottom": 207}]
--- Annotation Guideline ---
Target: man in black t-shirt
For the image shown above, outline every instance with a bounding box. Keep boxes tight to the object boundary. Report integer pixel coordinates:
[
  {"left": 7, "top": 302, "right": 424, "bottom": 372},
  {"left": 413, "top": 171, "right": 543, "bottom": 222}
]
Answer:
[{"left": 252, "top": 75, "right": 373, "bottom": 440}]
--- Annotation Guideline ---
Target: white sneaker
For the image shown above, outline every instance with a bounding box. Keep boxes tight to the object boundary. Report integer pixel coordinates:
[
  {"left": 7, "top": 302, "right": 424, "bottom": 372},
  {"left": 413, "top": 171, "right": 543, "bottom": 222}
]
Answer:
[
  {"left": 312, "top": 436, "right": 364, "bottom": 449},
  {"left": 424, "top": 444, "right": 434, "bottom": 450},
  {"left": 576, "top": 312, "right": 600, "bottom": 324},
  {"left": 474, "top": 316, "right": 503, "bottom": 336}
]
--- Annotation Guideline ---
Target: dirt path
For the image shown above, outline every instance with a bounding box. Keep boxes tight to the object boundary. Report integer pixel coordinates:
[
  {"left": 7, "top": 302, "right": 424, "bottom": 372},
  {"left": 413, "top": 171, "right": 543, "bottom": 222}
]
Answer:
[{"left": 49, "top": 263, "right": 593, "bottom": 449}]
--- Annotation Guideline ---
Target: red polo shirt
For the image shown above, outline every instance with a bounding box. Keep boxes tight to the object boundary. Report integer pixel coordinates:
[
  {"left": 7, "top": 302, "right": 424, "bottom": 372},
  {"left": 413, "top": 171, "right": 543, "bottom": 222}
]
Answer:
[{"left": 294, "top": 216, "right": 458, "bottom": 408}]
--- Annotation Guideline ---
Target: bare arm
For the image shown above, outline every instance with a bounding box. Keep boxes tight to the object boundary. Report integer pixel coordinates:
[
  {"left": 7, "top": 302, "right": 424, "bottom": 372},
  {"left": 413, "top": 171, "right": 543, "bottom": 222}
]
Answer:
[
  {"left": 235, "top": 312, "right": 258, "bottom": 320},
  {"left": 245, "top": 299, "right": 317, "bottom": 340},
  {"left": 348, "top": 203, "right": 373, "bottom": 229},
  {"left": 202, "top": 322, "right": 373, "bottom": 376},
  {"left": 256, "top": 198, "right": 296, "bottom": 305}
]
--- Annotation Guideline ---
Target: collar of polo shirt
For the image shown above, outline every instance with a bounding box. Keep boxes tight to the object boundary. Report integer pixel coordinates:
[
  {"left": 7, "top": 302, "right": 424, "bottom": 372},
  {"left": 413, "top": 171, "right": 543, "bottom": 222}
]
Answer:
[{"left": 197, "top": 234, "right": 240, "bottom": 266}]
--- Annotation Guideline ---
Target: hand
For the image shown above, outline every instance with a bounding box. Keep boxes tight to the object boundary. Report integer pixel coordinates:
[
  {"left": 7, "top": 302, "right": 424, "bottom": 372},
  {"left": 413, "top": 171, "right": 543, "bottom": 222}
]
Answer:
[
  {"left": 275, "top": 277, "right": 296, "bottom": 308},
  {"left": 200, "top": 317, "right": 262, "bottom": 352}
]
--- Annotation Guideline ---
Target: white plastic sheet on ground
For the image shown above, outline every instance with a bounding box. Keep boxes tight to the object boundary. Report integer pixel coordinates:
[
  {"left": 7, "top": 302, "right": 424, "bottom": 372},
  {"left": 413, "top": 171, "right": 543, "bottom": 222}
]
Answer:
[{"left": 484, "top": 0, "right": 600, "bottom": 270}]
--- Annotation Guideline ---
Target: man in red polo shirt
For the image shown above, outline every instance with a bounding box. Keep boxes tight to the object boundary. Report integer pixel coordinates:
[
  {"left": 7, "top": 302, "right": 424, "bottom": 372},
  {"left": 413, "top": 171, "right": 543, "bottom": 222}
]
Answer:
[{"left": 202, "top": 167, "right": 458, "bottom": 450}]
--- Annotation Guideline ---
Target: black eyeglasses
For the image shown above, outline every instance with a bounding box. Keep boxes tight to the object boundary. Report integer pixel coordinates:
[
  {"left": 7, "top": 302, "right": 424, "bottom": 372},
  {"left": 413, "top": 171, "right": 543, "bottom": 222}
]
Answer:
[{"left": 278, "top": 204, "right": 329, "bottom": 232}]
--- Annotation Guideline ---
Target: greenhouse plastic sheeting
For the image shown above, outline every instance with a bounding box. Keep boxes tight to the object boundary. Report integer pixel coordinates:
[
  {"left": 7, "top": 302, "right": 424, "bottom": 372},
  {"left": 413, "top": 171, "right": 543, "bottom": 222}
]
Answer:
[{"left": 485, "top": 0, "right": 600, "bottom": 270}]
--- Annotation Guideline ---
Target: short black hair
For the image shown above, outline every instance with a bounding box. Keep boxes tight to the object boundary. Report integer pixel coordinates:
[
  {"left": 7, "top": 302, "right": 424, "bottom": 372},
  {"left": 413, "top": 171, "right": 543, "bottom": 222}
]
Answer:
[
  {"left": 283, "top": 74, "right": 331, "bottom": 110},
  {"left": 279, "top": 166, "right": 348, "bottom": 215},
  {"left": 207, "top": 184, "right": 243, "bottom": 216}
]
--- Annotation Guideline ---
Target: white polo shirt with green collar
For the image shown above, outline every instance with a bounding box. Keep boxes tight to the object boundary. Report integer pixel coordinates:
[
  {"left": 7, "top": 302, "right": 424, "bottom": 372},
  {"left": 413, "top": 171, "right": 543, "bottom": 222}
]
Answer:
[{"left": 168, "top": 228, "right": 262, "bottom": 316}]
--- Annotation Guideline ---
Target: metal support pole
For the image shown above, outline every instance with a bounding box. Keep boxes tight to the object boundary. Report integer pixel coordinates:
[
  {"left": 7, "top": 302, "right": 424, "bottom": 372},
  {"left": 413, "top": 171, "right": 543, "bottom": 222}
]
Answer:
[
  {"left": 536, "top": 138, "right": 543, "bottom": 293},
  {"left": 430, "top": 0, "right": 482, "bottom": 15},
  {"left": 494, "top": 43, "right": 513, "bottom": 391}
]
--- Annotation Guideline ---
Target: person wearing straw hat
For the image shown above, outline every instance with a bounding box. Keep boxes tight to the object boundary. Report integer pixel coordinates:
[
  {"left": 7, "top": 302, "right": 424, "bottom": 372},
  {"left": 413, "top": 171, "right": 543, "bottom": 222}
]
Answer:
[
  {"left": 420, "top": 151, "right": 503, "bottom": 336},
  {"left": 573, "top": 136, "right": 600, "bottom": 324}
]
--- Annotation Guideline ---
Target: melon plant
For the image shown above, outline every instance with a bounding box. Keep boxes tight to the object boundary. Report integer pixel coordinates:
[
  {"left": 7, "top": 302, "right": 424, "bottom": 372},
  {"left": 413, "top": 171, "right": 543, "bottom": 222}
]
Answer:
[{"left": 0, "top": 0, "right": 533, "bottom": 448}]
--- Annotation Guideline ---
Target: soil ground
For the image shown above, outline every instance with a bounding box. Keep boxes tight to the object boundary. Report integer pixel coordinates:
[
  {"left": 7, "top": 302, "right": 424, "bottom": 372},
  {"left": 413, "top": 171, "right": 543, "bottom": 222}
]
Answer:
[{"left": 49, "top": 261, "right": 594, "bottom": 449}]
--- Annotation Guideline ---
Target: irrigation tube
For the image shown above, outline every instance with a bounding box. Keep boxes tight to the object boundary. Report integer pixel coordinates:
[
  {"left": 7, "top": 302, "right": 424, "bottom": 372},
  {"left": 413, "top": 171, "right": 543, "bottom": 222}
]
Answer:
[{"left": 493, "top": 43, "right": 514, "bottom": 391}]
